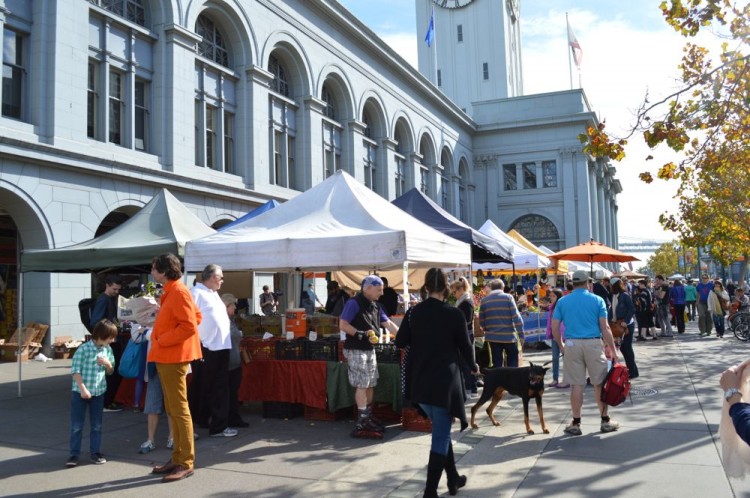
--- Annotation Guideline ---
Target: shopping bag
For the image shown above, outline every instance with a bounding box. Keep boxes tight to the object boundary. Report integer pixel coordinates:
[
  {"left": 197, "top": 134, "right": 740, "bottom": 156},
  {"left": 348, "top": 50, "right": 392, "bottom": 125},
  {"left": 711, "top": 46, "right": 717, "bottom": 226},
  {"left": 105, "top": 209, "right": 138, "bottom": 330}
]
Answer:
[{"left": 118, "top": 331, "right": 147, "bottom": 379}]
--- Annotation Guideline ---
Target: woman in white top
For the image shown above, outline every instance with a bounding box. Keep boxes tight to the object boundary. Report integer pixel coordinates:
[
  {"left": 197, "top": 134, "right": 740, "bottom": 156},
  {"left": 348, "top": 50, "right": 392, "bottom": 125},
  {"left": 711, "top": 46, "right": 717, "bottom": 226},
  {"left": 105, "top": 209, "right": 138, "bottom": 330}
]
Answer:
[{"left": 708, "top": 280, "right": 730, "bottom": 338}]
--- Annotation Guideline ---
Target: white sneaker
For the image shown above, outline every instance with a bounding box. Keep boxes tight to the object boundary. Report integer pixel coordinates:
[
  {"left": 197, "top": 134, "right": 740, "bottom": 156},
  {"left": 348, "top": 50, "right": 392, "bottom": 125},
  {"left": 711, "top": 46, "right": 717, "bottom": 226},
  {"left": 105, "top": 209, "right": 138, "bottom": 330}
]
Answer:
[
  {"left": 139, "top": 440, "right": 155, "bottom": 454},
  {"left": 210, "top": 428, "right": 238, "bottom": 438},
  {"left": 166, "top": 438, "right": 173, "bottom": 449}
]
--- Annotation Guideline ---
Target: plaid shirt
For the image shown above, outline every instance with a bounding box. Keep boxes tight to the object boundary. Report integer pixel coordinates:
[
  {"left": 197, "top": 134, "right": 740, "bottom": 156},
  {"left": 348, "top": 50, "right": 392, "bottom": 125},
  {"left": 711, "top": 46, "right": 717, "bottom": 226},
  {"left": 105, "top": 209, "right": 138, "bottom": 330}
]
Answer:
[{"left": 71, "top": 340, "right": 114, "bottom": 397}]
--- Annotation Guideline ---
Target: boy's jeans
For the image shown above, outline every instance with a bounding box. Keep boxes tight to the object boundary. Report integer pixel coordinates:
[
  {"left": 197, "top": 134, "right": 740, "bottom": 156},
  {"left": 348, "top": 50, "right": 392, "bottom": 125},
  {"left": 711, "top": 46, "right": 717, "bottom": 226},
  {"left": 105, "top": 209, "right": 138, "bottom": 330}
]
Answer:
[{"left": 70, "top": 392, "right": 104, "bottom": 457}]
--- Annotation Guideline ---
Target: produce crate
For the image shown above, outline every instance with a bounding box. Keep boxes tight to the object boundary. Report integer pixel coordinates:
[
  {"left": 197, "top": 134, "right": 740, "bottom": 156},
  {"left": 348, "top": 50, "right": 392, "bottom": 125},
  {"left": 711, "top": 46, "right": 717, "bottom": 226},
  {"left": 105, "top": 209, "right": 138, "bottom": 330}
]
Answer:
[
  {"left": 402, "top": 407, "right": 432, "bottom": 433},
  {"left": 262, "top": 401, "right": 304, "bottom": 419},
  {"left": 275, "top": 338, "right": 306, "bottom": 360},
  {"left": 308, "top": 314, "right": 340, "bottom": 336},
  {"left": 304, "top": 405, "right": 353, "bottom": 422},
  {"left": 261, "top": 315, "right": 283, "bottom": 336},
  {"left": 53, "top": 336, "right": 80, "bottom": 360},
  {"left": 0, "top": 322, "right": 49, "bottom": 362},
  {"left": 304, "top": 338, "right": 339, "bottom": 361},
  {"left": 239, "top": 337, "right": 278, "bottom": 361},
  {"left": 373, "top": 343, "right": 401, "bottom": 364},
  {"left": 237, "top": 314, "right": 263, "bottom": 336}
]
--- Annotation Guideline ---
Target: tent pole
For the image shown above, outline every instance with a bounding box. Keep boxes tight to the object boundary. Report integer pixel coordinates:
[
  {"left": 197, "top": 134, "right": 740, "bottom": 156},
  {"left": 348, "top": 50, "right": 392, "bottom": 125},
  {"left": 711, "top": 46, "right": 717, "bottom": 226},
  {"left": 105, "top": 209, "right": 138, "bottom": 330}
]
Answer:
[
  {"left": 402, "top": 263, "right": 409, "bottom": 313},
  {"left": 17, "top": 257, "right": 23, "bottom": 397}
]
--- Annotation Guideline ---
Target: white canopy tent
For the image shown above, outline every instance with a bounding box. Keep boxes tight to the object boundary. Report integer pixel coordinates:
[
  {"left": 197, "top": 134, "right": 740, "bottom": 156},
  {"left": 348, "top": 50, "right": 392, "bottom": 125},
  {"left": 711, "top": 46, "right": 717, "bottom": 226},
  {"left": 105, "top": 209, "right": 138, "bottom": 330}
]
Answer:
[
  {"left": 472, "top": 220, "right": 550, "bottom": 272},
  {"left": 184, "top": 170, "right": 471, "bottom": 305}
]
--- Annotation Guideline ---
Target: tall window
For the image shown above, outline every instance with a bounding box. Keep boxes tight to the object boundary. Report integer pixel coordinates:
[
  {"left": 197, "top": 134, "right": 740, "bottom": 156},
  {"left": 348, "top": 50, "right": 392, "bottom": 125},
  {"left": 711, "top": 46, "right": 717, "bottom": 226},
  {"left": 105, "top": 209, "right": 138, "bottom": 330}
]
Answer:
[
  {"left": 205, "top": 105, "right": 216, "bottom": 169},
  {"left": 2, "top": 28, "right": 25, "bottom": 119},
  {"left": 323, "top": 122, "right": 341, "bottom": 177},
  {"left": 440, "top": 173, "right": 449, "bottom": 210},
  {"left": 89, "top": 0, "right": 146, "bottom": 26},
  {"left": 419, "top": 166, "right": 429, "bottom": 194},
  {"left": 437, "top": 69, "right": 442, "bottom": 87},
  {"left": 268, "top": 52, "right": 298, "bottom": 189},
  {"left": 395, "top": 157, "right": 406, "bottom": 196},
  {"left": 458, "top": 163, "right": 468, "bottom": 223},
  {"left": 88, "top": 6, "right": 154, "bottom": 151},
  {"left": 457, "top": 25, "right": 463, "bottom": 42},
  {"left": 196, "top": 15, "right": 229, "bottom": 67},
  {"left": 224, "top": 113, "right": 234, "bottom": 173},
  {"left": 364, "top": 140, "right": 377, "bottom": 191},
  {"left": 503, "top": 164, "right": 517, "bottom": 191},
  {"left": 195, "top": 14, "right": 237, "bottom": 173},
  {"left": 482, "top": 62, "right": 489, "bottom": 80},
  {"left": 134, "top": 79, "right": 147, "bottom": 151},
  {"left": 268, "top": 55, "right": 289, "bottom": 97},
  {"left": 108, "top": 71, "right": 123, "bottom": 145},
  {"left": 321, "top": 85, "right": 335, "bottom": 120},
  {"left": 87, "top": 62, "right": 98, "bottom": 138},
  {"left": 523, "top": 162, "right": 536, "bottom": 189},
  {"left": 542, "top": 160, "right": 557, "bottom": 188}
]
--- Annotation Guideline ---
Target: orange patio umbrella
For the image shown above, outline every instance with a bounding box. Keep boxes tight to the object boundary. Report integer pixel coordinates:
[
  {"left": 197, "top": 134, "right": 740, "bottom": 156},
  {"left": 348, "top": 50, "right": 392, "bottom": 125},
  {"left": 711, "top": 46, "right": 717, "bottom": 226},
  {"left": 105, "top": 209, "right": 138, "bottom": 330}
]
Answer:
[{"left": 549, "top": 239, "right": 639, "bottom": 273}]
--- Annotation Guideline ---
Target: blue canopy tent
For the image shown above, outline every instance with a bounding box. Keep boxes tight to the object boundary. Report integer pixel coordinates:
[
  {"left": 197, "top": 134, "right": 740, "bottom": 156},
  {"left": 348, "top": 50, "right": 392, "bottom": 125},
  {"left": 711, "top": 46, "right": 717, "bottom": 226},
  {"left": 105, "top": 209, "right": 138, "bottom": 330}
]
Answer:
[
  {"left": 218, "top": 199, "right": 280, "bottom": 231},
  {"left": 392, "top": 188, "right": 513, "bottom": 263}
]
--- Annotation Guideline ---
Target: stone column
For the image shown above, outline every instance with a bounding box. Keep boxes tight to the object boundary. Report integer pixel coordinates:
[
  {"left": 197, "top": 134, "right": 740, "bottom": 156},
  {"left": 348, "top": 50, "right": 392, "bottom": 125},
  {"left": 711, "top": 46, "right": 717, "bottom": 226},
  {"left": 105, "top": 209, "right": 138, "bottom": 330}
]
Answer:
[
  {"left": 243, "top": 65, "right": 274, "bottom": 189},
  {"left": 348, "top": 119, "right": 367, "bottom": 183},
  {"left": 588, "top": 161, "right": 599, "bottom": 242},
  {"left": 303, "top": 95, "right": 326, "bottom": 187},
  {"left": 380, "top": 138, "right": 398, "bottom": 199}
]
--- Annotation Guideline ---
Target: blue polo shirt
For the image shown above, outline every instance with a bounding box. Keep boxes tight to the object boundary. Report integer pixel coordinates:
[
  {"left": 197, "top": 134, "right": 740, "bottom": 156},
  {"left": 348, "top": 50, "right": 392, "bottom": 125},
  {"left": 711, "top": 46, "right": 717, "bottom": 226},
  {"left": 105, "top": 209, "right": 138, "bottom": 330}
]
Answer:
[{"left": 553, "top": 288, "right": 607, "bottom": 339}]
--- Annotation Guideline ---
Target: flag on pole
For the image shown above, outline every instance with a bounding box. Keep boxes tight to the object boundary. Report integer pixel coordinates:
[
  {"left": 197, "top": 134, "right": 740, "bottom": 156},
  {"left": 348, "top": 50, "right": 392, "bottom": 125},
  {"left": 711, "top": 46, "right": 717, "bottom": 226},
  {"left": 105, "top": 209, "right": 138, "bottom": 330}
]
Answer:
[
  {"left": 567, "top": 19, "right": 582, "bottom": 67},
  {"left": 424, "top": 9, "right": 435, "bottom": 47}
]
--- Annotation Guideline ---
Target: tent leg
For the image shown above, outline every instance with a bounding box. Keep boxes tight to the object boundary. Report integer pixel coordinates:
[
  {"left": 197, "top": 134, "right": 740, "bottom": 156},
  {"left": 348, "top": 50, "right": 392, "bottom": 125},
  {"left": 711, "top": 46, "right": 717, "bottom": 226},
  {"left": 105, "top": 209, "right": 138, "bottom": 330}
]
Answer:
[
  {"left": 402, "top": 263, "right": 409, "bottom": 313},
  {"left": 17, "top": 265, "right": 23, "bottom": 397}
]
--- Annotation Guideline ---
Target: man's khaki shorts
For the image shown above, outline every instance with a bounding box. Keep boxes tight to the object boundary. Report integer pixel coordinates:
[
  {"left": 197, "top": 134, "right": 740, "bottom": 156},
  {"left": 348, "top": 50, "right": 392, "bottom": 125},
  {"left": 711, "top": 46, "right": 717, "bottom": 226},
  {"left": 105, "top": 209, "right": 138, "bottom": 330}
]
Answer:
[{"left": 563, "top": 338, "right": 608, "bottom": 386}]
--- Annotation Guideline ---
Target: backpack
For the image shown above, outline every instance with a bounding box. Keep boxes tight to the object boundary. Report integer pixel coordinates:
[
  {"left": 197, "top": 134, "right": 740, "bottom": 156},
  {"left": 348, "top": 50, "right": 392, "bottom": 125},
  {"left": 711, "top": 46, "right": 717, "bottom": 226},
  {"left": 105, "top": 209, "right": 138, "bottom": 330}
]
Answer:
[
  {"left": 78, "top": 298, "right": 96, "bottom": 333},
  {"left": 601, "top": 362, "right": 631, "bottom": 406}
]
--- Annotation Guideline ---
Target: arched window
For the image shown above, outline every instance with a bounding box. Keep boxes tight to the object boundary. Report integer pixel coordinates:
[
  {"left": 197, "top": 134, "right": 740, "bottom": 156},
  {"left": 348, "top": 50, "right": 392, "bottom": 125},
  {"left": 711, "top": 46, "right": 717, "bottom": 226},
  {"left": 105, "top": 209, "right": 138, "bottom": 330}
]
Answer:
[
  {"left": 362, "top": 107, "right": 377, "bottom": 192},
  {"left": 268, "top": 51, "right": 298, "bottom": 189},
  {"left": 89, "top": 0, "right": 146, "bottom": 26},
  {"left": 321, "top": 84, "right": 336, "bottom": 120},
  {"left": 268, "top": 55, "right": 289, "bottom": 97},
  {"left": 194, "top": 14, "right": 235, "bottom": 173},
  {"left": 321, "top": 82, "right": 341, "bottom": 177},
  {"left": 196, "top": 15, "right": 229, "bottom": 67},
  {"left": 510, "top": 215, "right": 562, "bottom": 251},
  {"left": 393, "top": 122, "right": 410, "bottom": 196}
]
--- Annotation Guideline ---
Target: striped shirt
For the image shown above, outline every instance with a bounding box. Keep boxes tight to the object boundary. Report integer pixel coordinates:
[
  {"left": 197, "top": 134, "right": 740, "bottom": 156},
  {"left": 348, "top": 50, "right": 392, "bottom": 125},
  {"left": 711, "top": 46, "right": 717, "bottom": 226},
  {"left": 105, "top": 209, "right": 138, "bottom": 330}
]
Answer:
[
  {"left": 479, "top": 291, "right": 524, "bottom": 343},
  {"left": 71, "top": 340, "right": 114, "bottom": 397}
]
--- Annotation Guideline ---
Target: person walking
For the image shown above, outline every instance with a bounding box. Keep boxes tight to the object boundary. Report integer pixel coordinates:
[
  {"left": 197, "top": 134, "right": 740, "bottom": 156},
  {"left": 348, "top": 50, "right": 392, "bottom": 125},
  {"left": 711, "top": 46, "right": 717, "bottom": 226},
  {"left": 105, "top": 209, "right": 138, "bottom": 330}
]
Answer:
[
  {"left": 479, "top": 279, "right": 524, "bottom": 368},
  {"left": 551, "top": 270, "right": 621, "bottom": 436},
  {"left": 670, "top": 278, "right": 687, "bottom": 334},
  {"left": 653, "top": 275, "right": 673, "bottom": 337},
  {"left": 148, "top": 253, "right": 203, "bottom": 483},
  {"left": 67, "top": 319, "right": 118, "bottom": 467},
  {"left": 545, "top": 289, "right": 568, "bottom": 388},
  {"left": 635, "top": 280, "right": 656, "bottom": 341},
  {"left": 685, "top": 279, "right": 697, "bottom": 321},
  {"left": 708, "top": 280, "right": 729, "bottom": 338},
  {"left": 696, "top": 274, "right": 714, "bottom": 336},
  {"left": 609, "top": 278, "right": 639, "bottom": 379},
  {"left": 222, "top": 293, "right": 249, "bottom": 429},
  {"left": 395, "top": 268, "right": 477, "bottom": 498},
  {"left": 451, "top": 276, "right": 478, "bottom": 396}
]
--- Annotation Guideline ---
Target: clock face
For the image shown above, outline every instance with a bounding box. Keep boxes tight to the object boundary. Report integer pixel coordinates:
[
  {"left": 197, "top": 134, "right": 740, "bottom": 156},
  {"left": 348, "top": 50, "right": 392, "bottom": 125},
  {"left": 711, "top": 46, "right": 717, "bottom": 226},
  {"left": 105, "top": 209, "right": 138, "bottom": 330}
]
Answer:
[{"left": 431, "top": 0, "right": 475, "bottom": 9}]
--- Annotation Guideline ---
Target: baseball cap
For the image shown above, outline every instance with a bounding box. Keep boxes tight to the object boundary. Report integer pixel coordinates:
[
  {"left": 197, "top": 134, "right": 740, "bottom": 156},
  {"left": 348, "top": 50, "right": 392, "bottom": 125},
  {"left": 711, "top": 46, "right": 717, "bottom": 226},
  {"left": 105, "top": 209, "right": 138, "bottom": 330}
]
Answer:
[
  {"left": 362, "top": 275, "right": 384, "bottom": 289},
  {"left": 571, "top": 270, "right": 592, "bottom": 284}
]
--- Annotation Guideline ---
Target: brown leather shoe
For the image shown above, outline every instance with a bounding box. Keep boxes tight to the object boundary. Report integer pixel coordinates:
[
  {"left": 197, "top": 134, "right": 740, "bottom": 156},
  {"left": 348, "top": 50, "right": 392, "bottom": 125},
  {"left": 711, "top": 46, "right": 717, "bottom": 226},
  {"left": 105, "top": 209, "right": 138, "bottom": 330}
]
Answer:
[
  {"left": 151, "top": 461, "right": 179, "bottom": 474},
  {"left": 162, "top": 465, "right": 194, "bottom": 483}
]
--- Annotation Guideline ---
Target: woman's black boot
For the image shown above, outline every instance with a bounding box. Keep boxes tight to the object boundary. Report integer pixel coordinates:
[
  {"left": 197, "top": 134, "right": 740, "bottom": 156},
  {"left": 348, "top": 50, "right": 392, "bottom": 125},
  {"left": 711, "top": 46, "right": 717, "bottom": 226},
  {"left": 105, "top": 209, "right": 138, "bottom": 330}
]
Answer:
[
  {"left": 424, "top": 451, "right": 446, "bottom": 498},
  {"left": 445, "top": 442, "right": 467, "bottom": 495}
]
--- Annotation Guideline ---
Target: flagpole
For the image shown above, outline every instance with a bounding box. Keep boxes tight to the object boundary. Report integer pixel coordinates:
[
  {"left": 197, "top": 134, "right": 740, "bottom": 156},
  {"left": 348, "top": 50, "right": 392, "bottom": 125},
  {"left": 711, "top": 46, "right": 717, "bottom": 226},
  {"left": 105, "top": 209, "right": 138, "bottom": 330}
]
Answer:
[
  {"left": 566, "top": 13, "right": 573, "bottom": 90},
  {"left": 432, "top": 8, "right": 438, "bottom": 85}
]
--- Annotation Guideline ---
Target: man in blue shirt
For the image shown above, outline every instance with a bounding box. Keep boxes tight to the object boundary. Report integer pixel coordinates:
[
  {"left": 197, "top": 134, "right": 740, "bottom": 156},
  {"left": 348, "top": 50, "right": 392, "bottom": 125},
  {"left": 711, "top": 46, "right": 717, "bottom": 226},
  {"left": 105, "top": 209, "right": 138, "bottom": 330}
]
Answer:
[
  {"left": 696, "top": 274, "right": 714, "bottom": 336},
  {"left": 552, "top": 270, "right": 621, "bottom": 436}
]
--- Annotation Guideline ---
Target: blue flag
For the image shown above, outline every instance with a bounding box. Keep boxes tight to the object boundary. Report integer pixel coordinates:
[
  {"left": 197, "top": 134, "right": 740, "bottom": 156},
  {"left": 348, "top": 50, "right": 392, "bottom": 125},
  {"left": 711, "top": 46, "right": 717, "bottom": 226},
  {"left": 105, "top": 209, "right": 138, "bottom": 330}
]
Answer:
[{"left": 424, "top": 10, "right": 435, "bottom": 47}]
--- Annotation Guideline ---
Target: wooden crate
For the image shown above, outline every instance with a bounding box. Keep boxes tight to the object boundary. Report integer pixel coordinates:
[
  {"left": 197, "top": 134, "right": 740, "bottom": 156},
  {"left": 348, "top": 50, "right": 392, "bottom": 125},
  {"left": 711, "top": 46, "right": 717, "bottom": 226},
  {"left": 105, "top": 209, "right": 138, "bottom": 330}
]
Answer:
[{"left": 0, "top": 322, "right": 49, "bottom": 362}]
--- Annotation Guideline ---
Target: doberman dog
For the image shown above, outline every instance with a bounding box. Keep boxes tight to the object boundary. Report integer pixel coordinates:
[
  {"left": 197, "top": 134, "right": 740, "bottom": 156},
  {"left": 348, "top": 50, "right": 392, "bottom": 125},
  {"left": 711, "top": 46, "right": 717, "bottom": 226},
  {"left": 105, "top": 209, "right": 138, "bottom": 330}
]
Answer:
[{"left": 470, "top": 362, "right": 549, "bottom": 434}]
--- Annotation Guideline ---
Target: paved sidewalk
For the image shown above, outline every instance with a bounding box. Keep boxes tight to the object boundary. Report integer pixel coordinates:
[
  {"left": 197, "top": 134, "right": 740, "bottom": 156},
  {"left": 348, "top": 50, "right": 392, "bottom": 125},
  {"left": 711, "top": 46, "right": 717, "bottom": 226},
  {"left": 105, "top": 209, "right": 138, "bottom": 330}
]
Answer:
[{"left": 0, "top": 319, "right": 747, "bottom": 497}]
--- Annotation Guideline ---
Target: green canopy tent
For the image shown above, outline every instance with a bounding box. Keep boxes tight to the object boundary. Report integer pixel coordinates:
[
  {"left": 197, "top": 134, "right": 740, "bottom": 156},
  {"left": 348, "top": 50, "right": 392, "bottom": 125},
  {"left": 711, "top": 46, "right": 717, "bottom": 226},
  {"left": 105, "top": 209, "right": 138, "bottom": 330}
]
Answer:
[{"left": 21, "top": 189, "right": 215, "bottom": 272}]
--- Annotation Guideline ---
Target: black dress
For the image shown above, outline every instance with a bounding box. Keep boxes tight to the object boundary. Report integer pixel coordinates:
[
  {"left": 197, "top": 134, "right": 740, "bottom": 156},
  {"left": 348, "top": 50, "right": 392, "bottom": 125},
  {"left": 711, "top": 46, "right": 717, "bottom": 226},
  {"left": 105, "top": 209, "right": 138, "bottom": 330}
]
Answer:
[{"left": 395, "top": 297, "right": 475, "bottom": 430}]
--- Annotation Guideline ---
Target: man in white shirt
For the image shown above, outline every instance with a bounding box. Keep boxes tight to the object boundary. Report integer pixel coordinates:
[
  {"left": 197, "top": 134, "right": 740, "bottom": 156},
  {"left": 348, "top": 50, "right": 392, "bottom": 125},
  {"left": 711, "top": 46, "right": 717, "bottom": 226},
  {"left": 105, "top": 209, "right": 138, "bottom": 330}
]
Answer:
[{"left": 189, "top": 264, "right": 237, "bottom": 438}]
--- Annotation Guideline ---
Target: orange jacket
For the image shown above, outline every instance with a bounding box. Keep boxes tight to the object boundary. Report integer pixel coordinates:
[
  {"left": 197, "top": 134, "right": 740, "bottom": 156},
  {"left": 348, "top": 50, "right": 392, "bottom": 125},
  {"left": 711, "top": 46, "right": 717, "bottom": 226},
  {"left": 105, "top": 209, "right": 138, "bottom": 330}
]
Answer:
[{"left": 147, "top": 279, "right": 203, "bottom": 364}]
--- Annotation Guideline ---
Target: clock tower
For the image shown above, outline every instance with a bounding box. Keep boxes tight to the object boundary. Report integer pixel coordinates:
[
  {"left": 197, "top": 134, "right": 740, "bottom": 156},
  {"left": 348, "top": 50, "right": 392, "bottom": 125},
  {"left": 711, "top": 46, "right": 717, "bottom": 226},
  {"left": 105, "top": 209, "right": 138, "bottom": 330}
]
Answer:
[{"left": 416, "top": 0, "right": 523, "bottom": 115}]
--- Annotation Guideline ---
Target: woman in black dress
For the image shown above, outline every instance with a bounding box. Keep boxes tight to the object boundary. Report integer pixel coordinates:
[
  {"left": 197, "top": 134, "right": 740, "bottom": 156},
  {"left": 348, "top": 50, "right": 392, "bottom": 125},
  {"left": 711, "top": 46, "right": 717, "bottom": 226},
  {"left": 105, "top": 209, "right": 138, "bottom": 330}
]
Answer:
[
  {"left": 396, "top": 268, "right": 477, "bottom": 498},
  {"left": 635, "top": 279, "right": 655, "bottom": 341}
]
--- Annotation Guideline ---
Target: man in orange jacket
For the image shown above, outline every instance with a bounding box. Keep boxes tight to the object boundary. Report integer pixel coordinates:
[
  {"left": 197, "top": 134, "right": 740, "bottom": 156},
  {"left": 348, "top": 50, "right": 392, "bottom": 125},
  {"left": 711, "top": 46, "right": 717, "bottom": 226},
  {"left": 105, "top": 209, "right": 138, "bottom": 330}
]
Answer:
[{"left": 147, "top": 253, "right": 202, "bottom": 483}]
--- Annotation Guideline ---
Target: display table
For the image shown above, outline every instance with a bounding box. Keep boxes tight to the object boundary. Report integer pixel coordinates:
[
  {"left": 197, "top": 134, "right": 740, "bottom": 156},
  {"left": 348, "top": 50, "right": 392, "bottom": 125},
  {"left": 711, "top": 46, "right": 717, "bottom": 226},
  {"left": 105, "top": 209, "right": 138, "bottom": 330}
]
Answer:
[
  {"left": 522, "top": 312, "right": 547, "bottom": 343},
  {"left": 239, "top": 360, "right": 402, "bottom": 414},
  {"left": 240, "top": 360, "right": 328, "bottom": 410},
  {"left": 326, "top": 362, "right": 401, "bottom": 412}
]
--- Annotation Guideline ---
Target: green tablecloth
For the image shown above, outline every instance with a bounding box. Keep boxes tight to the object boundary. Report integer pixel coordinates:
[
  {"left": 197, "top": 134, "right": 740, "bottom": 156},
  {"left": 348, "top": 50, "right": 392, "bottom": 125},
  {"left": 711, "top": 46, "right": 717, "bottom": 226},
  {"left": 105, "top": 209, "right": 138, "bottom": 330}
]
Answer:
[{"left": 327, "top": 362, "right": 401, "bottom": 413}]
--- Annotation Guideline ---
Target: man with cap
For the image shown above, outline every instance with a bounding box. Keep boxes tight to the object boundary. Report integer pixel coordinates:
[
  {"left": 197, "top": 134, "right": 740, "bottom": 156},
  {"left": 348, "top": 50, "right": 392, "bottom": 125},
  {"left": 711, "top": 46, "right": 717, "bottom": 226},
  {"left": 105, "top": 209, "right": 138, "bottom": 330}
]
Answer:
[
  {"left": 339, "top": 275, "right": 400, "bottom": 438},
  {"left": 552, "top": 270, "right": 621, "bottom": 436}
]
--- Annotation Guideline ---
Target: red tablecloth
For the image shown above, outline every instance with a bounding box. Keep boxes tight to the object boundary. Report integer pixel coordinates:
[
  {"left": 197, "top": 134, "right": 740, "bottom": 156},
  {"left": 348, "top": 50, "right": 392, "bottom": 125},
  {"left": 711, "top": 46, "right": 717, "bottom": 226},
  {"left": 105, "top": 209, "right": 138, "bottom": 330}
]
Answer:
[{"left": 239, "top": 360, "right": 328, "bottom": 410}]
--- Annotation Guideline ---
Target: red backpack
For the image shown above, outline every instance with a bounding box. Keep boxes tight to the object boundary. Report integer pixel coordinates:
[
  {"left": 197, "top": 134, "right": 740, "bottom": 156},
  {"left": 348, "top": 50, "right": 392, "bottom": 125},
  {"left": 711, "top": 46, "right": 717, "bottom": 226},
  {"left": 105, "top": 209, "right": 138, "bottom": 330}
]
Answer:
[{"left": 601, "top": 362, "right": 631, "bottom": 406}]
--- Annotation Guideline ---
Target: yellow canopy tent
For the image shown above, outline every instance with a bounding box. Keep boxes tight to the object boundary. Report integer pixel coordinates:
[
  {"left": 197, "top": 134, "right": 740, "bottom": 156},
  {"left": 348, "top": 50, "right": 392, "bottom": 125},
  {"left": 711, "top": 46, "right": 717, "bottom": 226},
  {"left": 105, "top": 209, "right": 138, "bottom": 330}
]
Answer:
[{"left": 507, "top": 230, "right": 569, "bottom": 273}]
